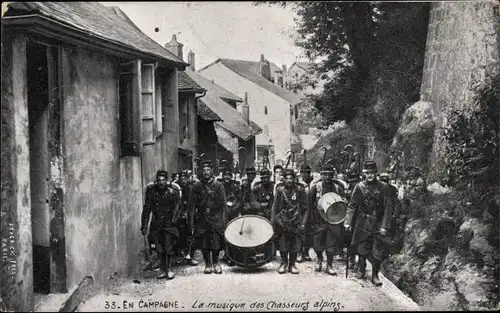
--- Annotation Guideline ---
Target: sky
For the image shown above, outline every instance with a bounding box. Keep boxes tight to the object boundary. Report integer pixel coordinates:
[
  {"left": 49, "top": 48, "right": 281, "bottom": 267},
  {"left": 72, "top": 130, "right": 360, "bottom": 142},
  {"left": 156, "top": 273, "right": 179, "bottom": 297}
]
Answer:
[{"left": 102, "top": 2, "right": 308, "bottom": 70}]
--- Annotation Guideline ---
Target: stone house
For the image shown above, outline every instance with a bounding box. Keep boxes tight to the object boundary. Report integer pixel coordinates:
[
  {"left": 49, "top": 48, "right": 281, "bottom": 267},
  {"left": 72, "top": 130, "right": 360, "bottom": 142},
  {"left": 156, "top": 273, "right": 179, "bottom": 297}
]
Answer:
[
  {"left": 165, "top": 35, "right": 261, "bottom": 175},
  {"left": 1, "top": 2, "right": 193, "bottom": 311},
  {"left": 198, "top": 55, "right": 302, "bottom": 168}
]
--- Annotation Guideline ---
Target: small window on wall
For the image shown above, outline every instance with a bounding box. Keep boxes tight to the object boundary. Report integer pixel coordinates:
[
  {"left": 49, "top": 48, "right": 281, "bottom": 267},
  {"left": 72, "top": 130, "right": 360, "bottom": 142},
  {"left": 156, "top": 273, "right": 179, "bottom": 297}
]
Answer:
[
  {"left": 264, "top": 106, "right": 268, "bottom": 115},
  {"left": 295, "top": 105, "right": 299, "bottom": 120}
]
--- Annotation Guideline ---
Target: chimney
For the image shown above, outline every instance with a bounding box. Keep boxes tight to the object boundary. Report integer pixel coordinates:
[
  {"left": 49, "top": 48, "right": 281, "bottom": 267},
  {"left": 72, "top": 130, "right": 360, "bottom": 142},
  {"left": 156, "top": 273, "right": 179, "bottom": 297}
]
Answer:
[
  {"left": 188, "top": 50, "right": 195, "bottom": 71},
  {"left": 259, "top": 54, "right": 272, "bottom": 82},
  {"left": 165, "top": 34, "right": 184, "bottom": 61},
  {"left": 242, "top": 92, "right": 250, "bottom": 124}
]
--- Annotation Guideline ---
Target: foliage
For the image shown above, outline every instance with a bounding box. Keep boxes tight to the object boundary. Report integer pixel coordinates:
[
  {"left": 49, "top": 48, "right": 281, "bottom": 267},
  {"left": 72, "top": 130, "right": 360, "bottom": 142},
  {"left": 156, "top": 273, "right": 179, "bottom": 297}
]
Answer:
[
  {"left": 255, "top": 2, "right": 430, "bottom": 142},
  {"left": 442, "top": 64, "right": 500, "bottom": 195}
]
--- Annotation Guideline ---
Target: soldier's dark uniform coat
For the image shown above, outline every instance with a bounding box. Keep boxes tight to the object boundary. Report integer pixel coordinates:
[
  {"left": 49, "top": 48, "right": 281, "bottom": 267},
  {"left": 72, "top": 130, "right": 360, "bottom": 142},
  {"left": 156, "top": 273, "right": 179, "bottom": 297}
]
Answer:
[
  {"left": 191, "top": 178, "right": 227, "bottom": 251},
  {"left": 249, "top": 181, "right": 274, "bottom": 219},
  {"left": 309, "top": 180, "right": 346, "bottom": 254},
  {"left": 220, "top": 179, "right": 242, "bottom": 222},
  {"left": 345, "top": 180, "right": 393, "bottom": 261},
  {"left": 240, "top": 177, "right": 256, "bottom": 213},
  {"left": 271, "top": 184, "right": 309, "bottom": 253},
  {"left": 176, "top": 179, "right": 194, "bottom": 253},
  {"left": 141, "top": 183, "right": 181, "bottom": 255}
]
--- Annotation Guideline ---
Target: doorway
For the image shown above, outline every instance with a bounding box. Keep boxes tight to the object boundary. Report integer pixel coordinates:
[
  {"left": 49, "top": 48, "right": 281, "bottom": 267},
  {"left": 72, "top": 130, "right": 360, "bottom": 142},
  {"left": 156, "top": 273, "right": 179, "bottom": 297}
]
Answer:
[{"left": 27, "top": 41, "right": 67, "bottom": 295}]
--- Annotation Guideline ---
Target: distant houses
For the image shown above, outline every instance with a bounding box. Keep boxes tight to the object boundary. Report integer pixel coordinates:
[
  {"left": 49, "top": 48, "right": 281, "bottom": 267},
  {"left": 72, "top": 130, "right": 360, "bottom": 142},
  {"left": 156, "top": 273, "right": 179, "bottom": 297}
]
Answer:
[
  {"left": 165, "top": 35, "right": 261, "bottom": 174},
  {"left": 198, "top": 55, "right": 303, "bottom": 167}
]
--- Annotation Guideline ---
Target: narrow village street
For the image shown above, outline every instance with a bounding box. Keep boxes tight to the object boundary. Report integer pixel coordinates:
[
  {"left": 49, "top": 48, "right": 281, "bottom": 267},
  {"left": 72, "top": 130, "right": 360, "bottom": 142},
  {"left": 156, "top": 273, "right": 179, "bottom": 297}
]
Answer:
[{"left": 77, "top": 253, "right": 420, "bottom": 312}]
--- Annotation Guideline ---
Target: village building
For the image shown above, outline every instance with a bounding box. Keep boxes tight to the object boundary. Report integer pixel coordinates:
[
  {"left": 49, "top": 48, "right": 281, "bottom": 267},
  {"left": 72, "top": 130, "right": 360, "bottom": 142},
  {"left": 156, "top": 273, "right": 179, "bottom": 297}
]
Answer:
[
  {"left": 198, "top": 55, "right": 302, "bottom": 168},
  {"left": 1, "top": 2, "right": 202, "bottom": 311},
  {"left": 165, "top": 35, "right": 262, "bottom": 175}
]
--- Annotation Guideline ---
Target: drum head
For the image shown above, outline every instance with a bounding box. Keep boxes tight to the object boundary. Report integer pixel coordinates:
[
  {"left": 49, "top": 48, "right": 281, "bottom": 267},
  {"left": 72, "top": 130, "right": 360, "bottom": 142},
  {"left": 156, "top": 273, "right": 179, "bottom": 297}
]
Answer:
[
  {"left": 225, "top": 215, "right": 274, "bottom": 248},
  {"left": 325, "top": 202, "right": 347, "bottom": 224}
]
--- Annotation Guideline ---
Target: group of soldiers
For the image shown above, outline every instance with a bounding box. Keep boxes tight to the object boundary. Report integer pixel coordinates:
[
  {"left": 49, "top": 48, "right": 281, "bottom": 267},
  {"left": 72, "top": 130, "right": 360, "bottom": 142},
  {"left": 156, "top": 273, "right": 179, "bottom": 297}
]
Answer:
[{"left": 140, "top": 153, "right": 406, "bottom": 287}]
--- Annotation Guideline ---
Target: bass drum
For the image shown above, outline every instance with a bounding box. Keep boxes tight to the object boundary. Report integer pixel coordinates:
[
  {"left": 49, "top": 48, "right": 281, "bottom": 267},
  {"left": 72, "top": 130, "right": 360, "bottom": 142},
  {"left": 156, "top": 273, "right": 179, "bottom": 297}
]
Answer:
[
  {"left": 224, "top": 215, "right": 276, "bottom": 268},
  {"left": 317, "top": 192, "right": 348, "bottom": 225}
]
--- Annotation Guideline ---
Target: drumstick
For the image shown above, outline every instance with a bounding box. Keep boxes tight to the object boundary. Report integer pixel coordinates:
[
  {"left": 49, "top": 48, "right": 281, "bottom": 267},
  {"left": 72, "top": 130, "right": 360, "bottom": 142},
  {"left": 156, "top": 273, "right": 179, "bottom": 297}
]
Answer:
[{"left": 239, "top": 218, "right": 245, "bottom": 235}]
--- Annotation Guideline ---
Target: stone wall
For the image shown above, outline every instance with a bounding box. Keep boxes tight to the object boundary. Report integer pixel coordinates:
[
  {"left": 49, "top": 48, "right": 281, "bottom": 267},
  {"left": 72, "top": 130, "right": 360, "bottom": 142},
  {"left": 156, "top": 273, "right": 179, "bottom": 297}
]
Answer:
[{"left": 420, "top": 1, "right": 500, "bottom": 181}]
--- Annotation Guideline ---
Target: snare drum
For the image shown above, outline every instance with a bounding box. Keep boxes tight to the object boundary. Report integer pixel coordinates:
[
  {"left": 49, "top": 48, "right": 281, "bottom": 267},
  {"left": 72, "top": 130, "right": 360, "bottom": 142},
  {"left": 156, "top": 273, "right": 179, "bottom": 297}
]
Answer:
[{"left": 224, "top": 215, "right": 275, "bottom": 268}]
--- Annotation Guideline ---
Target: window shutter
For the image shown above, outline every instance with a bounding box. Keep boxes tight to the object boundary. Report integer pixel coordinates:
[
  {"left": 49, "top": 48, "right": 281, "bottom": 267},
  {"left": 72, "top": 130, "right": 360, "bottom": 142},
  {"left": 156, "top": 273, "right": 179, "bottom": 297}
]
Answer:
[
  {"left": 155, "top": 73, "right": 163, "bottom": 136},
  {"left": 141, "top": 63, "right": 155, "bottom": 145},
  {"left": 119, "top": 60, "right": 142, "bottom": 156}
]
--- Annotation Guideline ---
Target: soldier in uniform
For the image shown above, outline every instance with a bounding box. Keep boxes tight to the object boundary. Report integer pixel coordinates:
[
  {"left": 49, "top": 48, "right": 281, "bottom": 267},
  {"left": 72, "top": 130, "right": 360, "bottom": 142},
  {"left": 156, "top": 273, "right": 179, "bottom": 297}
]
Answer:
[
  {"left": 271, "top": 169, "right": 309, "bottom": 274},
  {"left": 219, "top": 164, "right": 242, "bottom": 265},
  {"left": 175, "top": 170, "right": 198, "bottom": 266},
  {"left": 191, "top": 160, "right": 227, "bottom": 274},
  {"left": 297, "top": 164, "right": 314, "bottom": 262},
  {"left": 344, "top": 161, "right": 393, "bottom": 286},
  {"left": 248, "top": 168, "right": 274, "bottom": 219},
  {"left": 379, "top": 173, "right": 407, "bottom": 255},
  {"left": 141, "top": 170, "right": 181, "bottom": 279},
  {"left": 309, "top": 164, "right": 346, "bottom": 275},
  {"left": 240, "top": 166, "right": 257, "bottom": 213}
]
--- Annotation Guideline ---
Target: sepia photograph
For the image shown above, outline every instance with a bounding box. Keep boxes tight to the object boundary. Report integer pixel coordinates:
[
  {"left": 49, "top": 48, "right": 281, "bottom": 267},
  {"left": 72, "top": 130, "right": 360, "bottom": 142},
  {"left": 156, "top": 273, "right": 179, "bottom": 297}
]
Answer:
[{"left": 1, "top": 1, "right": 499, "bottom": 312}]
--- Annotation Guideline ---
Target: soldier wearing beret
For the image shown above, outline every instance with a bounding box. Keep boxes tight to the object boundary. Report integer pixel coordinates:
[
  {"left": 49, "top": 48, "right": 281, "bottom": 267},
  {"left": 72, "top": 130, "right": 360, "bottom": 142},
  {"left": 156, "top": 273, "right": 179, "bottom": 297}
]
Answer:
[
  {"left": 297, "top": 164, "right": 314, "bottom": 262},
  {"left": 344, "top": 160, "right": 393, "bottom": 286},
  {"left": 141, "top": 170, "right": 181, "bottom": 279},
  {"left": 218, "top": 162, "right": 242, "bottom": 266},
  {"left": 271, "top": 169, "right": 309, "bottom": 274},
  {"left": 309, "top": 164, "right": 346, "bottom": 275},
  {"left": 191, "top": 160, "right": 227, "bottom": 274},
  {"left": 175, "top": 170, "right": 198, "bottom": 266},
  {"left": 248, "top": 168, "right": 274, "bottom": 219},
  {"left": 240, "top": 166, "right": 257, "bottom": 213}
]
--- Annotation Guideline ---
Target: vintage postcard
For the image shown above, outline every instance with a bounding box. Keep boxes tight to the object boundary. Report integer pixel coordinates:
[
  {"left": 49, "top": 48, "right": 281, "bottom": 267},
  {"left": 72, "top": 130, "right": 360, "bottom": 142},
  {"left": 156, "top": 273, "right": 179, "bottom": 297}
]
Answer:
[{"left": 1, "top": 1, "right": 499, "bottom": 312}]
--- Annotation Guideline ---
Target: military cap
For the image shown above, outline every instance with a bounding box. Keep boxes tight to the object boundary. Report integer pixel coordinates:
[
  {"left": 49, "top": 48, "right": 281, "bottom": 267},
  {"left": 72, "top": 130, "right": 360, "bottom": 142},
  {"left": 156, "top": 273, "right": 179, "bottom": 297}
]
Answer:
[
  {"left": 219, "top": 159, "right": 230, "bottom": 169},
  {"left": 171, "top": 172, "right": 179, "bottom": 179},
  {"left": 379, "top": 172, "right": 390, "bottom": 183},
  {"left": 273, "top": 164, "right": 283, "bottom": 171},
  {"left": 180, "top": 170, "right": 189, "bottom": 178},
  {"left": 362, "top": 160, "right": 378, "bottom": 173},
  {"left": 221, "top": 166, "right": 233, "bottom": 175},
  {"left": 321, "top": 164, "right": 335, "bottom": 174},
  {"left": 283, "top": 168, "right": 296, "bottom": 178},
  {"left": 245, "top": 166, "right": 257, "bottom": 175},
  {"left": 300, "top": 164, "right": 312, "bottom": 172},
  {"left": 201, "top": 160, "right": 213, "bottom": 168},
  {"left": 156, "top": 170, "right": 168, "bottom": 179},
  {"left": 259, "top": 168, "right": 272, "bottom": 177},
  {"left": 347, "top": 172, "right": 359, "bottom": 183}
]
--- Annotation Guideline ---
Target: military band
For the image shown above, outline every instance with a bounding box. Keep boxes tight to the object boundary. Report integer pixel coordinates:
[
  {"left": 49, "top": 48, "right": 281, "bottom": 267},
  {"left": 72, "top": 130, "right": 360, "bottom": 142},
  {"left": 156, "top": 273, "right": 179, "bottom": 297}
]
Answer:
[{"left": 140, "top": 150, "right": 401, "bottom": 287}]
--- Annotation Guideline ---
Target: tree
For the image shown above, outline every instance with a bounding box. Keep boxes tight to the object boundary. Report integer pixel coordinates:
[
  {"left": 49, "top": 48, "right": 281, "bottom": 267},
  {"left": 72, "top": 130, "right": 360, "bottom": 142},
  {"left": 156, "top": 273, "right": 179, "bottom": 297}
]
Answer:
[{"left": 255, "top": 2, "right": 430, "bottom": 140}]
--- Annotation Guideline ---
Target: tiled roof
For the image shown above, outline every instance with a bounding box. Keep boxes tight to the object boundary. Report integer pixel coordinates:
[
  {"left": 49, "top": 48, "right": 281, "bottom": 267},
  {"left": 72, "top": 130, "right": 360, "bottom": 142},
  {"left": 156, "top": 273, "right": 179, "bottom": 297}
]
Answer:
[
  {"left": 178, "top": 71, "right": 204, "bottom": 92},
  {"left": 186, "top": 69, "right": 261, "bottom": 141},
  {"left": 197, "top": 99, "right": 222, "bottom": 121},
  {"left": 294, "top": 62, "right": 315, "bottom": 72},
  {"left": 3, "top": 2, "right": 186, "bottom": 66},
  {"left": 211, "top": 59, "right": 302, "bottom": 105}
]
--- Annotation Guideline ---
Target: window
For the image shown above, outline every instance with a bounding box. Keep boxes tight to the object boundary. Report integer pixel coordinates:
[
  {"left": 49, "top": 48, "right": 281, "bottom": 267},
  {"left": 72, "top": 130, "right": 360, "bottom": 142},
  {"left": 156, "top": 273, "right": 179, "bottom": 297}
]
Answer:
[
  {"left": 119, "top": 60, "right": 162, "bottom": 155},
  {"left": 264, "top": 125, "right": 269, "bottom": 136},
  {"left": 179, "top": 94, "right": 189, "bottom": 142},
  {"left": 141, "top": 63, "right": 156, "bottom": 145},
  {"left": 264, "top": 106, "right": 268, "bottom": 115},
  {"left": 155, "top": 72, "right": 163, "bottom": 136},
  {"left": 119, "top": 60, "right": 142, "bottom": 156},
  {"left": 292, "top": 124, "right": 295, "bottom": 134},
  {"left": 295, "top": 105, "right": 299, "bottom": 120}
]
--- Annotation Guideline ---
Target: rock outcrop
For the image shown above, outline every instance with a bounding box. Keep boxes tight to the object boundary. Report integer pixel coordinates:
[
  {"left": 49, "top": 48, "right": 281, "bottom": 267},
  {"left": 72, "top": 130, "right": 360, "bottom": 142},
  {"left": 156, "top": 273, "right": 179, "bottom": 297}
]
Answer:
[
  {"left": 382, "top": 184, "right": 499, "bottom": 311},
  {"left": 390, "top": 101, "right": 436, "bottom": 177}
]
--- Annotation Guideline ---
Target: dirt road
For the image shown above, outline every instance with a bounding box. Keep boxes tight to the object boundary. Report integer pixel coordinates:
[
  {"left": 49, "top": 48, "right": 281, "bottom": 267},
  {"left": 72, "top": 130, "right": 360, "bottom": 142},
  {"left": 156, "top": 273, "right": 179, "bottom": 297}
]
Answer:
[{"left": 78, "top": 252, "right": 420, "bottom": 312}]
